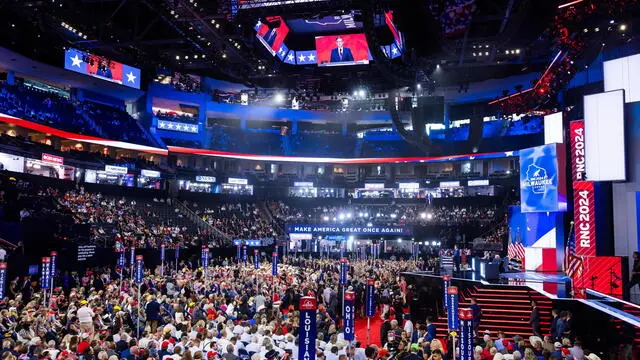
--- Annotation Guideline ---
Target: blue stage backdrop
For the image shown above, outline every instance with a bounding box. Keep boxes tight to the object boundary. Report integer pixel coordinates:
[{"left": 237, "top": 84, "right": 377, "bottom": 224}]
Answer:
[{"left": 519, "top": 143, "right": 567, "bottom": 213}]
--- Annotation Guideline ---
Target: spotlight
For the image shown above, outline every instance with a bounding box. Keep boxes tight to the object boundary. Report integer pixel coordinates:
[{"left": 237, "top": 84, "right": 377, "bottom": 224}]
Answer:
[
  {"left": 620, "top": 24, "right": 627, "bottom": 31},
  {"left": 175, "top": 55, "right": 180, "bottom": 60},
  {"left": 420, "top": 212, "right": 426, "bottom": 219},
  {"left": 274, "top": 93, "right": 285, "bottom": 103},
  {"left": 397, "top": 238, "right": 402, "bottom": 243},
  {"left": 222, "top": 53, "right": 227, "bottom": 58},
  {"left": 194, "top": 55, "right": 198, "bottom": 59},
  {"left": 358, "top": 89, "right": 365, "bottom": 98},
  {"left": 417, "top": 84, "right": 421, "bottom": 90},
  {"left": 436, "top": 64, "right": 440, "bottom": 69},
  {"left": 515, "top": 49, "right": 520, "bottom": 54}
]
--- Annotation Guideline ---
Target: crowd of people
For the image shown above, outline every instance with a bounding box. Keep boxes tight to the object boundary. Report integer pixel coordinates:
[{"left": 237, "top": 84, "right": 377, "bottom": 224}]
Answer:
[
  {"left": 268, "top": 203, "right": 499, "bottom": 228},
  {"left": 195, "top": 203, "right": 279, "bottom": 241},
  {"left": 57, "top": 189, "right": 213, "bottom": 249},
  {"left": 0, "top": 252, "right": 612, "bottom": 360}
]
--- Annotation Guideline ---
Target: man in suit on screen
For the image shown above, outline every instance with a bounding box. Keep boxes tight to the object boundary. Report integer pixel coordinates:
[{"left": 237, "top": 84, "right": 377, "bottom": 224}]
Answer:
[
  {"left": 330, "top": 36, "right": 354, "bottom": 63},
  {"left": 264, "top": 27, "right": 278, "bottom": 48}
]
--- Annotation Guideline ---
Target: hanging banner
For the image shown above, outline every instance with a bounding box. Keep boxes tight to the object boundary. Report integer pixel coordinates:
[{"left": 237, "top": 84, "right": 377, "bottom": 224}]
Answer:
[
  {"left": 160, "top": 244, "right": 165, "bottom": 261},
  {"left": 443, "top": 275, "right": 451, "bottom": 309},
  {"left": 254, "top": 249, "right": 260, "bottom": 269},
  {"left": 340, "top": 258, "right": 348, "bottom": 285},
  {"left": 569, "top": 120, "right": 586, "bottom": 182},
  {"left": 459, "top": 308, "right": 474, "bottom": 360},
  {"left": 40, "top": 257, "right": 51, "bottom": 289},
  {"left": 298, "top": 297, "right": 317, "bottom": 360},
  {"left": 237, "top": 245, "right": 241, "bottom": 261},
  {"left": 0, "top": 263, "right": 6, "bottom": 300},
  {"left": 573, "top": 181, "right": 596, "bottom": 257},
  {"left": 175, "top": 245, "right": 180, "bottom": 261},
  {"left": 447, "top": 286, "right": 459, "bottom": 330},
  {"left": 366, "top": 278, "right": 375, "bottom": 317},
  {"left": 340, "top": 245, "right": 344, "bottom": 259},
  {"left": 242, "top": 246, "right": 248, "bottom": 262},
  {"left": 135, "top": 255, "right": 144, "bottom": 284},
  {"left": 343, "top": 291, "right": 356, "bottom": 341}
]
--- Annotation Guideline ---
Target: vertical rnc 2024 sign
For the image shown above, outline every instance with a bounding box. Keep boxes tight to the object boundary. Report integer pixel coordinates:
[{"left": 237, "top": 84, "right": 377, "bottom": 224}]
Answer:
[
  {"left": 573, "top": 181, "right": 596, "bottom": 257},
  {"left": 298, "top": 297, "right": 317, "bottom": 360}
]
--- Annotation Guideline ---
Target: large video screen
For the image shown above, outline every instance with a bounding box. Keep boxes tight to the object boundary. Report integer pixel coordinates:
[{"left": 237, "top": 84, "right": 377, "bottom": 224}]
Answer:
[
  {"left": 256, "top": 16, "right": 290, "bottom": 56},
  {"left": 384, "top": 11, "right": 403, "bottom": 51},
  {"left": 519, "top": 143, "right": 567, "bottom": 213},
  {"left": 315, "top": 33, "right": 370, "bottom": 66},
  {"left": 64, "top": 48, "right": 141, "bottom": 89}
]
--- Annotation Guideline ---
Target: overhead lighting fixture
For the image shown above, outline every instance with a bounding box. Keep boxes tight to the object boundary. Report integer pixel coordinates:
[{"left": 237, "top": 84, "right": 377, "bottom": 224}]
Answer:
[
  {"left": 620, "top": 24, "right": 627, "bottom": 31},
  {"left": 176, "top": 55, "right": 180, "bottom": 60},
  {"left": 222, "top": 53, "right": 227, "bottom": 58},
  {"left": 515, "top": 49, "right": 520, "bottom": 54}
]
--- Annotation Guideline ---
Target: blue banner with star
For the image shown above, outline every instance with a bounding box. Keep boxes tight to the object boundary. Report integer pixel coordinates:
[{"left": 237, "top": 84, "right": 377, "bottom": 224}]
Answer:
[
  {"left": 64, "top": 48, "right": 141, "bottom": 89},
  {"left": 276, "top": 43, "right": 289, "bottom": 61}
]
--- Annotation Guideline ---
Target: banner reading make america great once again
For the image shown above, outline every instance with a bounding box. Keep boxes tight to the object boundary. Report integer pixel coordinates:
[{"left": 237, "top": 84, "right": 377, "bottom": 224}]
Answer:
[{"left": 286, "top": 224, "right": 411, "bottom": 235}]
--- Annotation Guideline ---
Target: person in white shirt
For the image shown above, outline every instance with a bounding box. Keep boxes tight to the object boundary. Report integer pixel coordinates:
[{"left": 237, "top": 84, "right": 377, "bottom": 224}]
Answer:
[
  {"left": 403, "top": 314, "right": 414, "bottom": 341},
  {"left": 76, "top": 301, "right": 95, "bottom": 334},
  {"left": 0, "top": 247, "right": 7, "bottom": 261}
]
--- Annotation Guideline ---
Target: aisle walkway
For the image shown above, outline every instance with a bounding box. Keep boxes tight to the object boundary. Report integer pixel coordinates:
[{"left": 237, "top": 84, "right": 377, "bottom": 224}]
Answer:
[{"left": 355, "top": 315, "right": 383, "bottom": 346}]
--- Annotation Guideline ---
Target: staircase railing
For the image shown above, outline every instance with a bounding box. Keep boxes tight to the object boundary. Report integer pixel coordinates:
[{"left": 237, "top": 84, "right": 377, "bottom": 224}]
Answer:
[
  {"left": 81, "top": 113, "right": 108, "bottom": 138},
  {"left": 174, "top": 200, "right": 231, "bottom": 243}
]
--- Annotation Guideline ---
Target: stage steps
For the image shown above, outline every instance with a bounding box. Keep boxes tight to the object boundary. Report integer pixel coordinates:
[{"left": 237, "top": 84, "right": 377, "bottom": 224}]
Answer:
[{"left": 431, "top": 285, "right": 553, "bottom": 340}]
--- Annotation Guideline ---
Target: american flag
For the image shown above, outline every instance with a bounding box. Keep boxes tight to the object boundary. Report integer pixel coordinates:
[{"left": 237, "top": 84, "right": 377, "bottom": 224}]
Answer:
[
  {"left": 507, "top": 240, "right": 525, "bottom": 260},
  {"left": 564, "top": 229, "right": 583, "bottom": 278}
]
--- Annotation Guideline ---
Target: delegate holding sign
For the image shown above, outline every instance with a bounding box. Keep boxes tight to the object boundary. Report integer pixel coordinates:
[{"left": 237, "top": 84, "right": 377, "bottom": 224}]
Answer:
[{"left": 286, "top": 224, "right": 411, "bottom": 235}]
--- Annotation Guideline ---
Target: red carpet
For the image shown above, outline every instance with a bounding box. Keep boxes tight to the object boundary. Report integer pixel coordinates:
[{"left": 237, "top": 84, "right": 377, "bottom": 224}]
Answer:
[{"left": 355, "top": 316, "right": 383, "bottom": 346}]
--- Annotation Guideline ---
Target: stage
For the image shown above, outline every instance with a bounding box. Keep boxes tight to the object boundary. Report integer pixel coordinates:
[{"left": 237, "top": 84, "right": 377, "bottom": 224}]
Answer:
[{"left": 403, "top": 270, "right": 573, "bottom": 299}]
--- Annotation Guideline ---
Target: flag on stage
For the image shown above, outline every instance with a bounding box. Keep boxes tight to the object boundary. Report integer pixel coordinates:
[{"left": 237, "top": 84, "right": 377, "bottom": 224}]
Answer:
[
  {"left": 564, "top": 229, "right": 583, "bottom": 278},
  {"left": 507, "top": 239, "right": 525, "bottom": 261}
]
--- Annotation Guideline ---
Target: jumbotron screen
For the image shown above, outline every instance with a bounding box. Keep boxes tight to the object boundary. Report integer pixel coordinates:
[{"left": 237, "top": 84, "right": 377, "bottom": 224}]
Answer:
[
  {"left": 64, "top": 48, "right": 141, "bottom": 89},
  {"left": 315, "top": 33, "right": 370, "bottom": 66},
  {"left": 256, "top": 16, "right": 290, "bottom": 56}
]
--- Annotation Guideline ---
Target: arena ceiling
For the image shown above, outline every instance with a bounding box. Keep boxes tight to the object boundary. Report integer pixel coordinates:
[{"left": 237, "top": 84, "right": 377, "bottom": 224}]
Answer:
[{"left": 0, "top": 1, "right": 615, "bottom": 93}]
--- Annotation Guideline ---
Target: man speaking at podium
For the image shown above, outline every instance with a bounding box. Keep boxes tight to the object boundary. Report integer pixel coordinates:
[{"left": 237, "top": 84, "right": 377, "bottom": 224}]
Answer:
[{"left": 330, "top": 37, "right": 354, "bottom": 63}]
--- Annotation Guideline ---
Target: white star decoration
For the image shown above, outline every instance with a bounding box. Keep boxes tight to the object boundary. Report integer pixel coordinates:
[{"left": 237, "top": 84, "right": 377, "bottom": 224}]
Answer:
[
  {"left": 158, "top": 122, "right": 166, "bottom": 128},
  {"left": 287, "top": 54, "right": 294, "bottom": 62},
  {"left": 126, "top": 71, "right": 137, "bottom": 83},
  {"left": 190, "top": 126, "right": 197, "bottom": 132},
  {"left": 391, "top": 47, "right": 398, "bottom": 55},
  {"left": 70, "top": 54, "right": 83, "bottom": 67},
  {"left": 278, "top": 48, "right": 285, "bottom": 55},
  {"left": 308, "top": 53, "right": 316, "bottom": 62},
  {"left": 298, "top": 54, "right": 306, "bottom": 63}
]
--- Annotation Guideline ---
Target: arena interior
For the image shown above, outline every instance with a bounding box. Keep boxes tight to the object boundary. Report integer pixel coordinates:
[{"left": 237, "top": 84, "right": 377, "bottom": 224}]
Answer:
[{"left": 0, "top": 1, "right": 639, "bottom": 360}]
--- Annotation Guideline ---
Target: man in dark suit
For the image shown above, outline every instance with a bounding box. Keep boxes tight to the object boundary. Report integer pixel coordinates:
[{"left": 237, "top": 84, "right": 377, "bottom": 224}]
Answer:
[
  {"left": 330, "top": 36, "right": 354, "bottom": 63},
  {"left": 550, "top": 309, "right": 559, "bottom": 340},
  {"left": 530, "top": 300, "right": 541, "bottom": 336},
  {"left": 264, "top": 27, "right": 278, "bottom": 48},
  {"left": 425, "top": 316, "right": 437, "bottom": 342}
]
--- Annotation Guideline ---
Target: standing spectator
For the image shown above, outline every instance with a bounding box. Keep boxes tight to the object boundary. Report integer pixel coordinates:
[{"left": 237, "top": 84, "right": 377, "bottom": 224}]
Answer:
[
  {"left": 77, "top": 300, "right": 95, "bottom": 334},
  {"left": 550, "top": 309, "right": 559, "bottom": 340},
  {"left": 530, "top": 300, "right": 540, "bottom": 336},
  {"left": 145, "top": 295, "right": 161, "bottom": 333},
  {"left": 470, "top": 298, "right": 482, "bottom": 334},
  {"left": 380, "top": 313, "right": 391, "bottom": 346},
  {"left": 425, "top": 317, "right": 437, "bottom": 342},
  {"left": 0, "top": 246, "right": 6, "bottom": 261}
]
